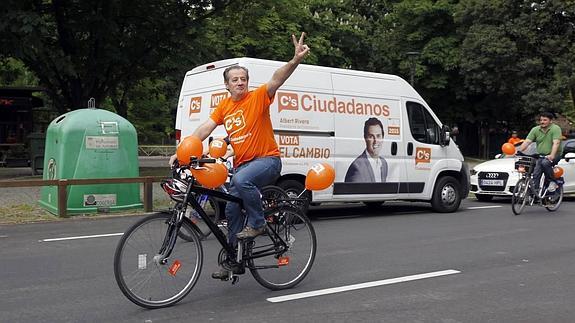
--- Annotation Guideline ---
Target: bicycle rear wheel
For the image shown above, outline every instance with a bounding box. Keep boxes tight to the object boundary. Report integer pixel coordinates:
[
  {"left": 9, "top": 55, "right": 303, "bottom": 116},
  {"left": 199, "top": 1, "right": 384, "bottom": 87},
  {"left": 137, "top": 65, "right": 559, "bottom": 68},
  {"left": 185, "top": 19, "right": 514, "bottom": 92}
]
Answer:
[
  {"left": 114, "top": 212, "right": 203, "bottom": 309},
  {"left": 248, "top": 206, "right": 316, "bottom": 290},
  {"left": 544, "top": 186, "right": 563, "bottom": 212},
  {"left": 261, "top": 185, "right": 289, "bottom": 210},
  {"left": 511, "top": 178, "right": 529, "bottom": 215}
]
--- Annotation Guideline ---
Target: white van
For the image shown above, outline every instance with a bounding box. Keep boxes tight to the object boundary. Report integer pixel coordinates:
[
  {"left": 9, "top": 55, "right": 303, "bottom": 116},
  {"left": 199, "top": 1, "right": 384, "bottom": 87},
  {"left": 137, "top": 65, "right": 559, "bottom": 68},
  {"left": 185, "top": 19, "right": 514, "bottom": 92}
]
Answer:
[{"left": 175, "top": 57, "right": 469, "bottom": 212}]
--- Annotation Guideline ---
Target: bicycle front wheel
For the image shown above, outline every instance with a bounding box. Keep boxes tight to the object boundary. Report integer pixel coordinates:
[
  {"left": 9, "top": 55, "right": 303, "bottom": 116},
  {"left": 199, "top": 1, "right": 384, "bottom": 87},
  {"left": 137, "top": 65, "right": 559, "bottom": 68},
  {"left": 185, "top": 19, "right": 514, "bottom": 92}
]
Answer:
[
  {"left": 511, "top": 178, "right": 529, "bottom": 215},
  {"left": 114, "top": 212, "right": 203, "bottom": 309},
  {"left": 544, "top": 186, "right": 564, "bottom": 212},
  {"left": 248, "top": 206, "right": 316, "bottom": 290}
]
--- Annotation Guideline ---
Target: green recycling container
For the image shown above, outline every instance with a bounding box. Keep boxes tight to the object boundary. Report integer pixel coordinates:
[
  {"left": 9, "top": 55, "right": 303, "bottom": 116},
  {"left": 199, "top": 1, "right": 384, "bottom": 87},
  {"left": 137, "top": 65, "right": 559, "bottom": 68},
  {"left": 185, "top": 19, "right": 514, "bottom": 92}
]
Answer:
[{"left": 39, "top": 108, "right": 142, "bottom": 215}]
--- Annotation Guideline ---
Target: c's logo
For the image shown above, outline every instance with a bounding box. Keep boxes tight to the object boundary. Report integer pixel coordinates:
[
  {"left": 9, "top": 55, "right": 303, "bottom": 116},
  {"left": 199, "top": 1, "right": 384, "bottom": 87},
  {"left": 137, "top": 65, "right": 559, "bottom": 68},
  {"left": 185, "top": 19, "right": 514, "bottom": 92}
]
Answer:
[
  {"left": 224, "top": 110, "right": 246, "bottom": 136},
  {"left": 189, "top": 97, "right": 201, "bottom": 116},
  {"left": 278, "top": 92, "right": 299, "bottom": 112},
  {"left": 415, "top": 147, "right": 431, "bottom": 165}
]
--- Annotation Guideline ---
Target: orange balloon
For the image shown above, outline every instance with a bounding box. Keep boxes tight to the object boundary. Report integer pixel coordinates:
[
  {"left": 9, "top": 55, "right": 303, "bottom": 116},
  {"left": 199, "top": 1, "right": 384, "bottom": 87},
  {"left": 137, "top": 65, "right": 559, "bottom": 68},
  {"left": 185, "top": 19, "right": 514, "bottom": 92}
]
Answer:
[
  {"left": 209, "top": 138, "right": 228, "bottom": 158},
  {"left": 501, "top": 142, "right": 515, "bottom": 155},
  {"left": 177, "top": 136, "right": 203, "bottom": 165},
  {"left": 305, "top": 162, "right": 335, "bottom": 191},
  {"left": 553, "top": 166, "right": 564, "bottom": 179},
  {"left": 191, "top": 163, "right": 228, "bottom": 188}
]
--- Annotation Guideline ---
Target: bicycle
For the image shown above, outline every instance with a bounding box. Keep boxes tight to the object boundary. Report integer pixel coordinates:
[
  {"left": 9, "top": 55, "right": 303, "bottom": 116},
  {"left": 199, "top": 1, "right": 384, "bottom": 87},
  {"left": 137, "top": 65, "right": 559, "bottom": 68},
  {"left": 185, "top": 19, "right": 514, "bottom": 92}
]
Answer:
[
  {"left": 113, "top": 157, "right": 320, "bottom": 309},
  {"left": 164, "top": 174, "right": 289, "bottom": 241},
  {"left": 511, "top": 153, "right": 564, "bottom": 215}
]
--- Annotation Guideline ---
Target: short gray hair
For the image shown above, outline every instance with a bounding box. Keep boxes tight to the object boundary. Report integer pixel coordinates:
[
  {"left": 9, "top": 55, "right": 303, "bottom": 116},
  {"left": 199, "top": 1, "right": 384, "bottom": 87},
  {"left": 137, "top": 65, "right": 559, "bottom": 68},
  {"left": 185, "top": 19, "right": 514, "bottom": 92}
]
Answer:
[{"left": 223, "top": 66, "right": 249, "bottom": 83}]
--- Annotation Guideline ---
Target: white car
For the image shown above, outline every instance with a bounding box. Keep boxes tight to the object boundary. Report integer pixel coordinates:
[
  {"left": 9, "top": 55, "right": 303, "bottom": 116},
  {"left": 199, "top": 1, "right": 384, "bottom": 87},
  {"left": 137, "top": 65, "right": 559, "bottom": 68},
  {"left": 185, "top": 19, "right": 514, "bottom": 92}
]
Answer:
[{"left": 470, "top": 139, "right": 575, "bottom": 201}]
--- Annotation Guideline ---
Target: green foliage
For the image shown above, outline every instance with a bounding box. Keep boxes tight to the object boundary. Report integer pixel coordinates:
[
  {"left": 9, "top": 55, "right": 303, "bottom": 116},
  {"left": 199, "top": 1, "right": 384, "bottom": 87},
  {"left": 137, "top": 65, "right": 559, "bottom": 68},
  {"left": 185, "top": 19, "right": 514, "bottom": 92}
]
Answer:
[
  {"left": 0, "top": 0, "right": 233, "bottom": 114},
  {"left": 125, "top": 78, "right": 176, "bottom": 145},
  {"left": 0, "top": 58, "right": 39, "bottom": 86},
  {"left": 1, "top": 0, "right": 574, "bottom": 147},
  {"left": 455, "top": 0, "right": 574, "bottom": 128}
]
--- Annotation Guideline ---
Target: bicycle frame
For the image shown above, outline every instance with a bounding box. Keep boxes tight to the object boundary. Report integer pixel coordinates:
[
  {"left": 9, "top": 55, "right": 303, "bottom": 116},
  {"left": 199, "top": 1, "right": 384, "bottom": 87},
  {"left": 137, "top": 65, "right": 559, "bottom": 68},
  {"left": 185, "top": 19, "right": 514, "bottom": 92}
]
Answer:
[
  {"left": 163, "top": 165, "right": 303, "bottom": 268},
  {"left": 515, "top": 154, "right": 552, "bottom": 197},
  {"left": 183, "top": 181, "right": 242, "bottom": 260}
]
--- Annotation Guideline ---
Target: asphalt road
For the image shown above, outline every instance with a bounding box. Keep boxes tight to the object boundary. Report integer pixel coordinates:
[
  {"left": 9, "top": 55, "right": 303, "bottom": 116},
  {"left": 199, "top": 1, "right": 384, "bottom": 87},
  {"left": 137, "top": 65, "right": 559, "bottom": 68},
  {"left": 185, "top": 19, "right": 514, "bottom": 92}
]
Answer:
[{"left": 1, "top": 198, "right": 575, "bottom": 322}]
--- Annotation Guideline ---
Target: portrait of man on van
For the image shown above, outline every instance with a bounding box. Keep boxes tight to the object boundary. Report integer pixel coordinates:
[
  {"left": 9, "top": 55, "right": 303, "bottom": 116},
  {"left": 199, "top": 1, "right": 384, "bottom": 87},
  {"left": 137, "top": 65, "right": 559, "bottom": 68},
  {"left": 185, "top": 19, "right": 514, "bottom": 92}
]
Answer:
[{"left": 345, "top": 117, "right": 388, "bottom": 183}]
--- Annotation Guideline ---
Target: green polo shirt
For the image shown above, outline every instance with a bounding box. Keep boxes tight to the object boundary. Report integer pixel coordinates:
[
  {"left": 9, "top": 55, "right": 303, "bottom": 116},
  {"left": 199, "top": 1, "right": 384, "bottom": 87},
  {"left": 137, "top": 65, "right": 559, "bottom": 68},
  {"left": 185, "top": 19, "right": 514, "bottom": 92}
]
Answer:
[{"left": 526, "top": 123, "right": 562, "bottom": 156}]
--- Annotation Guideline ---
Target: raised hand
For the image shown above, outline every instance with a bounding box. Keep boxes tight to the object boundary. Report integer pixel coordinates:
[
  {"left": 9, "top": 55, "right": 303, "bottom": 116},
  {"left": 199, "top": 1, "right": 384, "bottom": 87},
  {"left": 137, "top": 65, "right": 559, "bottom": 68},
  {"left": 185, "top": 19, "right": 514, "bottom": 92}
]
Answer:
[{"left": 292, "top": 32, "right": 310, "bottom": 62}]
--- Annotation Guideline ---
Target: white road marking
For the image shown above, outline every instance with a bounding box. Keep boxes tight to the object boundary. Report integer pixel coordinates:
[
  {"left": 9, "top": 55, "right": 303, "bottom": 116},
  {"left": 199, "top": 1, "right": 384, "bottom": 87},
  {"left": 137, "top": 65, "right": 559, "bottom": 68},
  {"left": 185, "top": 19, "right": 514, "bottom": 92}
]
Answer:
[
  {"left": 0, "top": 235, "right": 8, "bottom": 238},
  {"left": 467, "top": 205, "right": 502, "bottom": 210},
  {"left": 40, "top": 232, "right": 123, "bottom": 242},
  {"left": 266, "top": 269, "right": 461, "bottom": 303}
]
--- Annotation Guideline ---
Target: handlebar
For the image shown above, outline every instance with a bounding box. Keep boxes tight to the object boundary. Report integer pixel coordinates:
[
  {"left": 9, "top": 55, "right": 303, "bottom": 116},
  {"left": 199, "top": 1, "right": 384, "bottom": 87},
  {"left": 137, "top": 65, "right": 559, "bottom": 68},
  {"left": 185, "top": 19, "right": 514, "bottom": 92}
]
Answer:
[{"left": 515, "top": 151, "right": 544, "bottom": 159}]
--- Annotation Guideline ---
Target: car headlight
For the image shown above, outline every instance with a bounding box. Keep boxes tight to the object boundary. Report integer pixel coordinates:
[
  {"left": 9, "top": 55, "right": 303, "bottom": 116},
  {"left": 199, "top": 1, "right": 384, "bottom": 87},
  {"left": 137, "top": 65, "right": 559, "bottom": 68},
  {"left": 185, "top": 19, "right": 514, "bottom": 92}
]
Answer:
[{"left": 470, "top": 169, "right": 477, "bottom": 176}]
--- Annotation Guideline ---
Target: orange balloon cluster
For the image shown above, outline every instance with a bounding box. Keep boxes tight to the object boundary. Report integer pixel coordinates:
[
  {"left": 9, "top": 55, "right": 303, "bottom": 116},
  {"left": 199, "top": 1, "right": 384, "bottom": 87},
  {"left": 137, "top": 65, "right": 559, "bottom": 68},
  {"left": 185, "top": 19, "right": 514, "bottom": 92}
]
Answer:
[
  {"left": 501, "top": 142, "right": 516, "bottom": 155},
  {"left": 209, "top": 138, "right": 228, "bottom": 158},
  {"left": 305, "top": 163, "right": 335, "bottom": 191},
  {"left": 191, "top": 163, "right": 228, "bottom": 188},
  {"left": 177, "top": 136, "right": 203, "bottom": 165},
  {"left": 553, "top": 166, "right": 564, "bottom": 179}
]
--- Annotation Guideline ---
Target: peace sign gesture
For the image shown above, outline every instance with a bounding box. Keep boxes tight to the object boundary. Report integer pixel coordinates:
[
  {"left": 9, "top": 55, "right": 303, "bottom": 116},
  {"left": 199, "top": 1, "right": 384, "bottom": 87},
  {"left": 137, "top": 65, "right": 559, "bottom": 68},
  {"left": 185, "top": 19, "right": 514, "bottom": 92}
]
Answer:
[{"left": 292, "top": 32, "right": 310, "bottom": 63}]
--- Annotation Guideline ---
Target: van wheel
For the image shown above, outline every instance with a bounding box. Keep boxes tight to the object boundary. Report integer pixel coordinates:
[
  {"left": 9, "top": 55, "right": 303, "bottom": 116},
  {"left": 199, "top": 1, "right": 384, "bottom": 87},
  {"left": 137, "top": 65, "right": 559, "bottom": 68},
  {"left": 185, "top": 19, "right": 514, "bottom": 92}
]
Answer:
[
  {"left": 475, "top": 194, "right": 493, "bottom": 202},
  {"left": 278, "top": 179, "right": 310, "bottom": 213},
  {"left": 431, "top": 176, "right": 461, "bottom": 213}
]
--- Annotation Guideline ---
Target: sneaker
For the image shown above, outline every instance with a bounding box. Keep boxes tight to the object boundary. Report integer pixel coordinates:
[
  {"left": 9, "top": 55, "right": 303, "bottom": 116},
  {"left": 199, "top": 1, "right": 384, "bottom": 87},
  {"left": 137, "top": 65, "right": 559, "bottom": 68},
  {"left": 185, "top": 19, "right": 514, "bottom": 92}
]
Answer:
[
  {"left": 211, "top": 268, "right": 231, "bottom": 280},
  {"left": 548, "top": 181, "right": 557, "bottom": 192},
  {"left": 236, "top": 226, "right": 266, "bottom": 239},
  {"left": 211, "top": 262, "right": 245, "bottom": 280}
]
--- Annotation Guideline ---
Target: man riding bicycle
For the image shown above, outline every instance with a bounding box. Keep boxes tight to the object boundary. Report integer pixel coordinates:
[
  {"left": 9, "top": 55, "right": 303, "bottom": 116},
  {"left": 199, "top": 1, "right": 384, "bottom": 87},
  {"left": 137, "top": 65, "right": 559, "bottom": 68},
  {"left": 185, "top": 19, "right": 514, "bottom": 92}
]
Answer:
[
  {"left": 517, "top": 111, "right": 563, "bottom": 198},
  {"left": 170, "top": 32, "right": 310, "bottom": 279}
]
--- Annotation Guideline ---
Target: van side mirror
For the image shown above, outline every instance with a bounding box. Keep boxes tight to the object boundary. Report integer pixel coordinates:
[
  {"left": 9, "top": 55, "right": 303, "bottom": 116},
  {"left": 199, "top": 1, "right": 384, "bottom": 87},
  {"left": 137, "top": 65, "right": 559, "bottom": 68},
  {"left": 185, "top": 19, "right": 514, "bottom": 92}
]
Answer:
[
  {"left": 565, "top": 152, "right": 575, "bottom": 162},
  {"left": 440, "top": 125, "right": 451, "bottom": 146}
]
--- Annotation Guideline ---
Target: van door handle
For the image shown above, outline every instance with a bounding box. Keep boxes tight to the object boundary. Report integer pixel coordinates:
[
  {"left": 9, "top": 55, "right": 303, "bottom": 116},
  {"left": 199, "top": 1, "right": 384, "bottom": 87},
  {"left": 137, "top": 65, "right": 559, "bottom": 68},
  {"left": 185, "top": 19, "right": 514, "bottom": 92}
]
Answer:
[
  {"left": 391, "top": 142, "right": 397, "bottom": 155},
  {"left": 407, "top": 142, "right": 413, "bottom": 156}
]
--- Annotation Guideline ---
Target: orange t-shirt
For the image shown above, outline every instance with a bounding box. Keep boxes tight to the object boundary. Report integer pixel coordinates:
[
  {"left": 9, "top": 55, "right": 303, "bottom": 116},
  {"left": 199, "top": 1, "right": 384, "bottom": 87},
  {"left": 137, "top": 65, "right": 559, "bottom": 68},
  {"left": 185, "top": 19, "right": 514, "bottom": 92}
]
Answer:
[{"left": 210, "top": 84, "right": 280, "bottom": 166}]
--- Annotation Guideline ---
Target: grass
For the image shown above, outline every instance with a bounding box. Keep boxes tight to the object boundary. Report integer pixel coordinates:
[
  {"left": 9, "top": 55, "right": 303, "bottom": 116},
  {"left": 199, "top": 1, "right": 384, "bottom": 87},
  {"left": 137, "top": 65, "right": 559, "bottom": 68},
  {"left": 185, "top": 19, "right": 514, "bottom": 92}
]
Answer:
[
  {"left": 0, "top": 199, "right": 175, "bottom": 225},
  {"left": 0, "top": 204, "right": 60, "bottom": 224},
  {"left": 0, "top": 167, "right": 174, "bottom": 225}
]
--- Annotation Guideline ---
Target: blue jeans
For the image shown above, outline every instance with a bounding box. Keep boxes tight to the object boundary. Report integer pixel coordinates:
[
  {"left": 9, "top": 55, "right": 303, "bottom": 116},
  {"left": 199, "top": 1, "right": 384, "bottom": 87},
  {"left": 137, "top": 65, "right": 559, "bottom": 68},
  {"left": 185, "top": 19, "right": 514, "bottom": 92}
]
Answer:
[
  {"left": 532, "top": 155, "right": 560, "bottom": 191},
  {"left": 225, "top": 156, "right": 281, "bottom": 246}
]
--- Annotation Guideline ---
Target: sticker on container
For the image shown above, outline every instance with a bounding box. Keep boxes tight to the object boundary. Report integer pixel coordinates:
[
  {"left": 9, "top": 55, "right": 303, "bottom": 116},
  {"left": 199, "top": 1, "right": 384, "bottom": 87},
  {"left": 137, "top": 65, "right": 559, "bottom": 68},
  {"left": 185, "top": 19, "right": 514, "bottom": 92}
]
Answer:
[
  {"left": 85, "top": 136, "right": 119, "bottom": 149},
  {"left": 138, "top": 254, "right": 147, "bottom": 270},
  {"left": 83, "top": 194, "right": 117, "bottom": 207}
]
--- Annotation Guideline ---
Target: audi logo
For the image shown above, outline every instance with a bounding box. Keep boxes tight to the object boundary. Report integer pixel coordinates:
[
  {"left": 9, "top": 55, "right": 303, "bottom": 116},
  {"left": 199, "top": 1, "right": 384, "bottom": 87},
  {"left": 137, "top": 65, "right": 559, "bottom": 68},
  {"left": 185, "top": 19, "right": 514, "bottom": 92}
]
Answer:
[{"left": 485, "top": 173, "right": 499, "bottom": 178}]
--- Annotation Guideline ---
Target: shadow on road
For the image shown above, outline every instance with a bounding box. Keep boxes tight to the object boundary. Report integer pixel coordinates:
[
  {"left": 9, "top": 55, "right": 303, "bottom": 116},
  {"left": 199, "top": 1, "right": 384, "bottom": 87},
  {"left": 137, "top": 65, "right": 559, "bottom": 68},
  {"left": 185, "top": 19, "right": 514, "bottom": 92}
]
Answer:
[{"left": 307, "top": 202, "right": 432, "bottom": 220}]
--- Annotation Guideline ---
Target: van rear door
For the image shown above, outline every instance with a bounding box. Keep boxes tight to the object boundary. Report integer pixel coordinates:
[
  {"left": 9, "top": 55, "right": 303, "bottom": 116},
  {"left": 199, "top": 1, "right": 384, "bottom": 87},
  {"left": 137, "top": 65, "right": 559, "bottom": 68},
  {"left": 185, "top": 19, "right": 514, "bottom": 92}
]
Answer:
[{"left": 177, "top": 70, "right": 229, "bottom": 140}]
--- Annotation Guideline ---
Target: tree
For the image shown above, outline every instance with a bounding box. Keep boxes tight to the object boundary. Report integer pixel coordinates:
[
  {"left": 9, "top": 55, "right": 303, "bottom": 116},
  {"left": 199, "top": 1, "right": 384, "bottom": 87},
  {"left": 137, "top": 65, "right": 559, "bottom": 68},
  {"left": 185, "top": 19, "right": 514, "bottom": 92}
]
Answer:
[
  {"left": 455, "top": 0, "right": 574, "bottom": 127},
  {"left": 0, "top": 58, "right": 40, "bottom": 86},
  {"left": 0, "top": 0, "right": 234, "bottom": 115},
  {"left": 380, "top": 0, "right": 463, "bottom": 123}
]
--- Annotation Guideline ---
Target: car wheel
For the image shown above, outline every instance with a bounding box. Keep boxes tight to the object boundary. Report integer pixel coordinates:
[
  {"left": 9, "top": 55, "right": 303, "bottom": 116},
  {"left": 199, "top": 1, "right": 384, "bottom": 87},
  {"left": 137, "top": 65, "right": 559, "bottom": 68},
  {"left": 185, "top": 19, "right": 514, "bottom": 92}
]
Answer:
[
  {"left": 431, "top": 176, "right": 461, "bottom": 213},
  {"left": 475, "top": 194, "right": 494, "bottom": 202}
]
